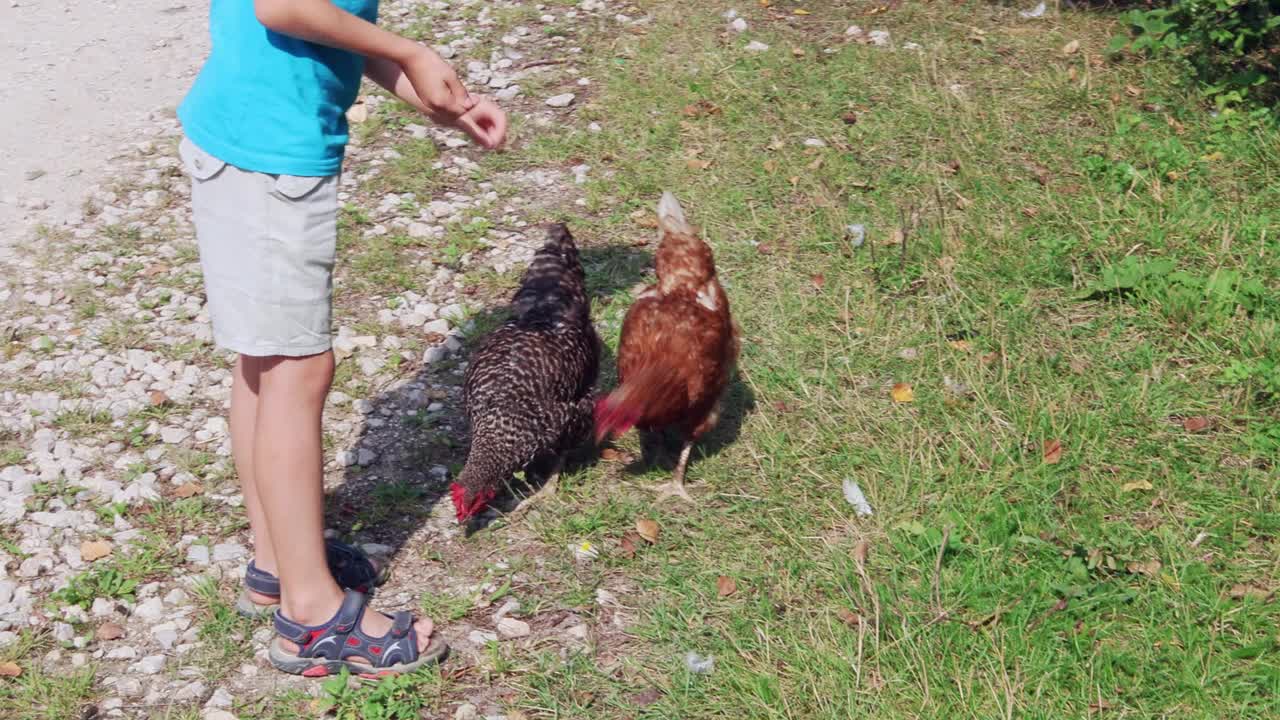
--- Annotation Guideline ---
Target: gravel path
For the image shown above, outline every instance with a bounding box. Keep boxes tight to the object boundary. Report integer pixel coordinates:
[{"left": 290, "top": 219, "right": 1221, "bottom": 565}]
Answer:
[{"left": 0, "top": 0, "right": 209, "bottom": 257}]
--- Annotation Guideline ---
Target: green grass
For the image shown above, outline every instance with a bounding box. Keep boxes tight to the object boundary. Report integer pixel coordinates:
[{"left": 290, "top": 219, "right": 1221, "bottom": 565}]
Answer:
[
  {"left": 421, "top": 2, "right": 1278, "bottom": 718},
  {"left": 0, "top": 632, "right": 97, "bottom": 720}
]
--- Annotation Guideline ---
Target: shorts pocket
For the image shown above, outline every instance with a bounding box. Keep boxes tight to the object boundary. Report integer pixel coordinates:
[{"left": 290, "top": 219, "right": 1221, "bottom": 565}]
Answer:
[
  {"left": 273, "top": 174, "right": 328, "bottom": 201},
  {"left": 178, "top": 137, "right": 227, "bottom": 182}
]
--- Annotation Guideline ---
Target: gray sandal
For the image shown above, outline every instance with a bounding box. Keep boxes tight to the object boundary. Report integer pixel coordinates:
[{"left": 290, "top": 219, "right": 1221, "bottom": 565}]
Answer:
[{"left": 269, "top": 589, "right": 448, "bottom": 678}]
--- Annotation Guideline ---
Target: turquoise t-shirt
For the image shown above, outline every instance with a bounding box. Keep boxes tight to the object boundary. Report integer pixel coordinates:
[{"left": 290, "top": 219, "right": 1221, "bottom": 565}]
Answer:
[{"left": 178, "top": 0, "right": 380, "bottom": 177}]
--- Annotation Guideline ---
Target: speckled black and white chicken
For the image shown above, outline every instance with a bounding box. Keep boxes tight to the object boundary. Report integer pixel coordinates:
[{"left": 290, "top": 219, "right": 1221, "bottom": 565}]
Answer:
[{"left": 450, "top": 223, "right": 601, "bottom": 523}]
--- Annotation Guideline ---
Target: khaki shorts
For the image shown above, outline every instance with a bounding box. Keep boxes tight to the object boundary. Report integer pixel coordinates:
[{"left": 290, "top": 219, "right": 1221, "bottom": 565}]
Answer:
[{"left": 179, "top": 136, "right": 339, "bottom": 357}]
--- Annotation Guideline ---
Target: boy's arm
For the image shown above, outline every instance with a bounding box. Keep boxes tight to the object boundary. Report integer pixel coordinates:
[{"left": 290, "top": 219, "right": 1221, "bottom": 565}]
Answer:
[{"left": 255, "top": 0, "right": 472, "bottom": 118}]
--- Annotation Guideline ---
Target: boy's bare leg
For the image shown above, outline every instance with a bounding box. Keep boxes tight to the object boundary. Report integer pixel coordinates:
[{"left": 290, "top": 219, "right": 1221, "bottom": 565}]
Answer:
[
  {"left": 230, "top": 355, "right": 281, "bottom": 605},
  {"left": 253, "top": 351, "right": 432, "bottom": 658}
]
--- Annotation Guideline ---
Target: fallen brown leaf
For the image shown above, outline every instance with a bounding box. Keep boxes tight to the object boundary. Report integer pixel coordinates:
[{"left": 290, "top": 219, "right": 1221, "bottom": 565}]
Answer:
[
  {"left": 686, "top": 158, "right": 713, "bottom": 171},
  {"left": 981, "top": 351, "right": 1001, "bottom": 365},
  {"left": 0, "top": 661, "right": 20, "bottom": 678},
  {"left": 681, "top": 101, "right": 721, "bottom": 117},
  {"left": 1228, "top": 583, "right": 1271, "bottom": 601},
  {"left": 841, "top": 111, "right": 859, "bottom": 125},
  {"left": 810, "top": 273, "right": 825, "bottom": 290},
  {"left": 636, "top": 518, "right": 660, "bottom": 544},
  {"left": 1126, "top": 559, "right": 1162, "bottom": 577},
  {"left": 791, "top": 47, "right": 806, "bottom": 57},
  {"left": 836, "top": 608, "right": 864, "bottom": 627},
  {"left": 619, "top": 534, "right": 637, "bottom": 559},
  {"left": 756, "top": 243, "right": 773, "bottom": 255},
  {"left": 631, "top": 688, "right": 662, "bottom": 707},
  {"left": 948, "top": 339, "right": 972, "bottom": 352},
  {"left": 1061, "top": 39, "right": 1080, "bottom": 56},
  {"left": 1125, "top": 85, "right": 1143, "bottom": 97},
  {"left": 173, "top": 482, "right": 204, "bottom": 499},
  {"left": 762, "top": 159, "right": 777, "bottom": 173},
  {"left": 96, "top": 622, "right": 125, "bottom": 641},
  {"left": 1021, "top": 206, "right": 1040, "bottom": 218},
  {"left": 890, "top": 383, "right": 914, "bottom": 403},
  {"left": 599, "top": 448, "right": 625, "bottom": 462},
  {"left": 1182, "top": 416, "right": 1210, "bottom": 433},
  {"left": 148, "top": 390, "right": 169, "bottom": 407},
  {"left": 853, "top": 539, "right": 869, "bottom": 566},
  {"left": 80, "top": 540, "right": 112, "bottom": 563},
  {"left": 1042, "top": 439, "right": 1063, "bottom": 465},
  {"left": 717, "top": 575, "right": 738, "bottom": 597},
  {"left": 772, "top": 400, "right": 790, "bottom": 413}
]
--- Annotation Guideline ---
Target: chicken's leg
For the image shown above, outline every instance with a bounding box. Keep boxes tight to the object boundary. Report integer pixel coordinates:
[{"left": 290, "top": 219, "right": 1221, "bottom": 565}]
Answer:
[
  {"left": 654, "top": 440, "right": 694, "bottom": 502},
  {"left": 508, "top": 456, "right": 562, "bottom": 520}
]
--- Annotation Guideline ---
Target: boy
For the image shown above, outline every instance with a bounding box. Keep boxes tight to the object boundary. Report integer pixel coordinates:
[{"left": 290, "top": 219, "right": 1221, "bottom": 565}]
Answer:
[{"left": 177, "top": 0, "right": 506, "bottom": 676}]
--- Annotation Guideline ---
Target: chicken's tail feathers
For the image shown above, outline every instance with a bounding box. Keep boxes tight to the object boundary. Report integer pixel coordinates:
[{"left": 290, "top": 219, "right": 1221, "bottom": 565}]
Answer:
[
  {"left": 594, "top": 365, "right": 684, "bottom": 443},
  {"left": 656, "top": 191, "right": 694, "bottom": 236}
]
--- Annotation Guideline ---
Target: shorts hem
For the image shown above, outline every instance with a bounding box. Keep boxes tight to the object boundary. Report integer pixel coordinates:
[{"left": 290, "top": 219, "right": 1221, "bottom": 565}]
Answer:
[{"left": 214, "top": 336, "right": 333, "bottom": 358}]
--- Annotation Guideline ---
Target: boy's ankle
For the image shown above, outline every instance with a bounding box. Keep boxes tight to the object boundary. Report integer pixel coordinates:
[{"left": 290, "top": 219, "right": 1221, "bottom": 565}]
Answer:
[{"left": 280, "top": 585, "right": 345, "bottom": 626}]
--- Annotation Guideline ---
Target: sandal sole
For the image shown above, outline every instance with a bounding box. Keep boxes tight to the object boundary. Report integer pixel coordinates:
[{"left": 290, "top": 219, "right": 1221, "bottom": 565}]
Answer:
[
  {"left": 235, "top": 590, "right": 279, "bottom": 619},
  {"left": 267, "top": 634, "right": 449, "bottom": 678}
]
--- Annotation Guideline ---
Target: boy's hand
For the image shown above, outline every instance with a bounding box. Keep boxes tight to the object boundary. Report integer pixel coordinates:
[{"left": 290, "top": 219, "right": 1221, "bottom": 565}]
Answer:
[
  {"left": 400, "top": 46, "right": 475, "bottom": 123},
  {"left": 453, "top": 99, "right": 508, "bottom": 150}
]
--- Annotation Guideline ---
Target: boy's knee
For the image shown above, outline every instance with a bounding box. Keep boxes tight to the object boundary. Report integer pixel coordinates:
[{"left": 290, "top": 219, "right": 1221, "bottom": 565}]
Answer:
[{"left": 258, "top": 351, "right": 335, "bottom": 397}]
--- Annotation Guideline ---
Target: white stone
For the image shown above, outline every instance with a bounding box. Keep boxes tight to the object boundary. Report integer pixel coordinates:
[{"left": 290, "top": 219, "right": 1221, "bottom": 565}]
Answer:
[
  {"left": 174, "top": 680, "right": 207, "bottom": 702},
  {"left": 496, "top": 617, "right": 530, "bottom": 639},
  {"left": 545, "top": 93, "right": 576, "bottom": 108},
  {"left": 133, "top": 597, "right": 165, "bottom": 621},
  {"left": 205, "top": 688, "right": 234, "bottom": 709},
  {"left": 186, "top": 545, "right": 210, "bottom": 565},
  {"left": 160, "top": 426, "right": 190, "bottom": 445},
  {"left": 212, "top": 542, "right": 246, "bottom": 562},
  {"left": 132, "top": 654, "right": 166, "bottom": 675},
  {"left": 745, "top": 41, "right": 770, "bottom": 53},
  {"left": 91, "top": 597, "right": 117, "bottom": 617}
]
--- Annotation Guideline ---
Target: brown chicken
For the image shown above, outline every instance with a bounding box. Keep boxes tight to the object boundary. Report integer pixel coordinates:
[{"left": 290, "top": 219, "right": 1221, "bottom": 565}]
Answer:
[{"left": 594, "top": 192, "right": 740, "bottom": 501}]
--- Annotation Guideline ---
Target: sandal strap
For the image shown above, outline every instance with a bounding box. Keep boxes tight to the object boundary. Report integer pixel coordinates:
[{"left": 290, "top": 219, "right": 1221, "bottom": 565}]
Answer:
[
  {"left": 272, "top": 589, "right": 364, "bottom": 645},
  {"left": 387, "top": 611, "right": 414, "bottom": 638},
  {"left": 274, "top": 590, "right": 421, "bottom": 669},
  {"left": 244, "top": 561, "right": 281, "bottom": 596}
]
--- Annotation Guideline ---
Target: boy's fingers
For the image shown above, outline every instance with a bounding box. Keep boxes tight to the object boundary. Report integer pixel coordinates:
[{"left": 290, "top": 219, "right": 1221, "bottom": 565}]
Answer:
[
  {"left": 444, "top": 74, "right": 475, "bottom": 112},
  {"left": 487, "top": 106, "right": 509, "bottom": 146},
  {"left": 454, "top": 113, "right": 494, "bottom": 148}
]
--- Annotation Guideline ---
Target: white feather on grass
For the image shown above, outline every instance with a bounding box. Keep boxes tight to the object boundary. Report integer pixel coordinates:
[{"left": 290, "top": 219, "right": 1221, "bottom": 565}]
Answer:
[{"left": 842, "top": 478, "right": 874, "bottom": 517}]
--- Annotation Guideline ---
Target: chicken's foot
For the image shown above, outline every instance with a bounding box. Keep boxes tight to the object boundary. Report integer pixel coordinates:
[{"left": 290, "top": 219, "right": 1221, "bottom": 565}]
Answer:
[{"left": 654, "top": 441, "right": 695, "bottom": 502}]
